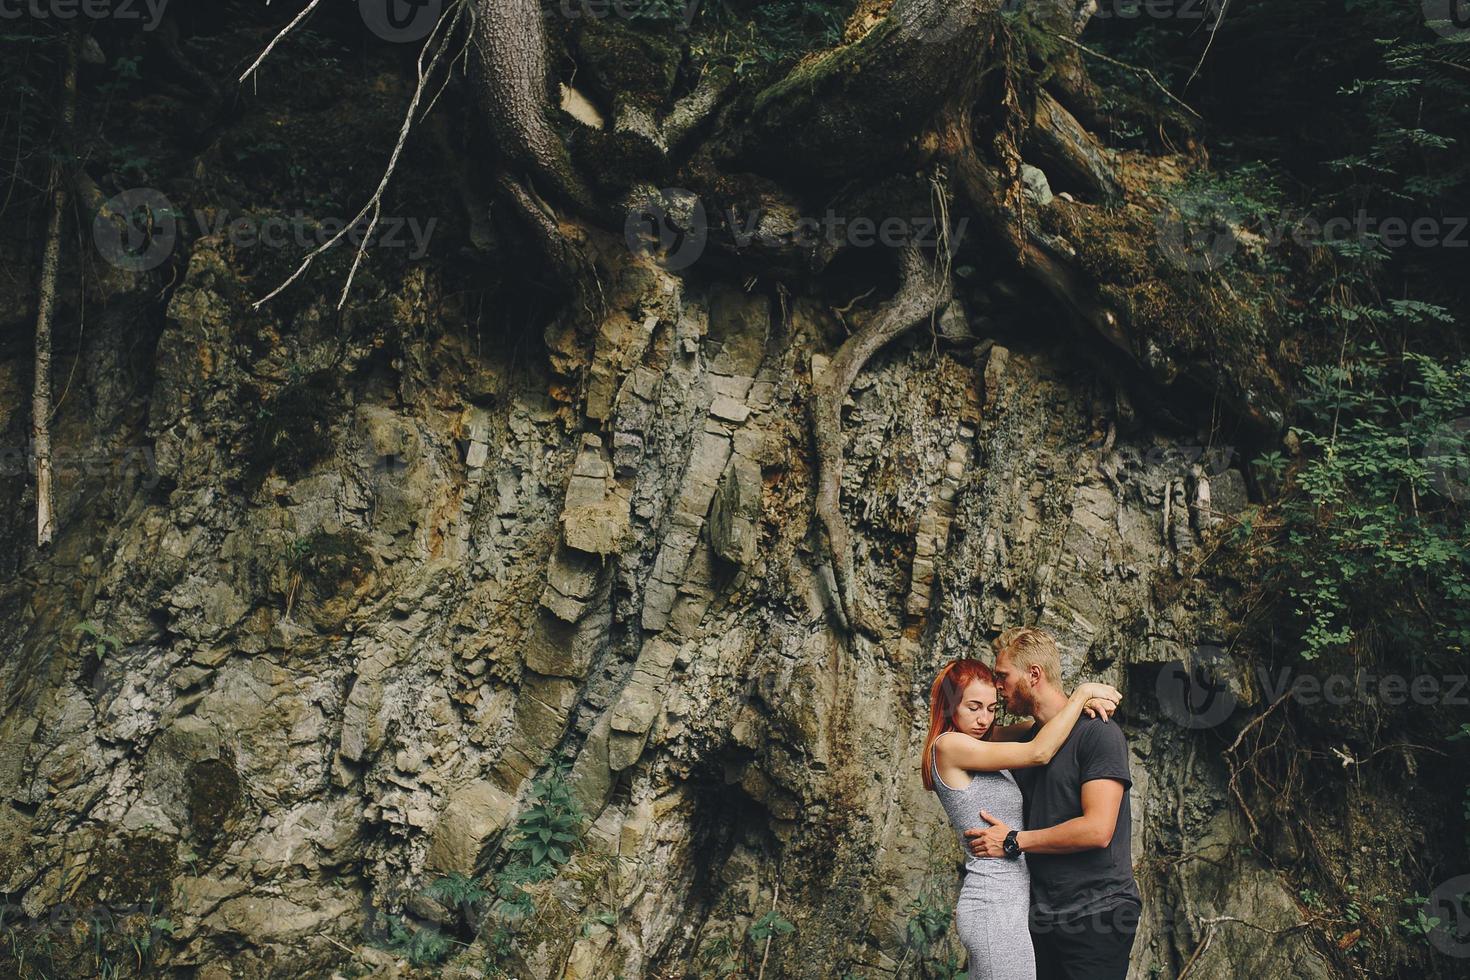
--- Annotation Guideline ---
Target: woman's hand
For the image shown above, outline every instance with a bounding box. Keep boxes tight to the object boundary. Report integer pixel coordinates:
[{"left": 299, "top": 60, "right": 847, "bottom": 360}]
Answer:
[{"left": 1075, "top": 682, "right": 1122, "bottom": 720}]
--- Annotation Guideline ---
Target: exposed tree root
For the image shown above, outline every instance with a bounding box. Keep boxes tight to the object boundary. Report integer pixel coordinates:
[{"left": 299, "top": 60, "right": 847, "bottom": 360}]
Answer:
[
  {"left": 811, "top": 245, "right": 952, "bottom": 637},
  {"left": 737, "top": 0, "right": 994, "bottom": 182},
  {"left": 449, "top": 0, "right": 1260, "bottom": 635},
  {"left": 1025, "top": 89, "right": 1122, "bottom": 201},
  {"left": 494, "top": 174, "right": 600, "bottom": 321},
  {"left": 470, "top": 0, "right": 591, "bottom": 212}
]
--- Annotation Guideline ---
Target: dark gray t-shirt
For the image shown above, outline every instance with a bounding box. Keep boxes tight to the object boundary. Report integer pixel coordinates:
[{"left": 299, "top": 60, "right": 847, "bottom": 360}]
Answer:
[{"left": 1013, "top": 716, "right": 1142, "bottom": 925}]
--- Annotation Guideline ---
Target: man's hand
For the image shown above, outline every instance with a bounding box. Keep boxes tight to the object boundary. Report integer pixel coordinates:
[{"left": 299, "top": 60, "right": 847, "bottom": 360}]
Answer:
[{"left": 963, "top": 810, "right": 1010, "bottom": 858}]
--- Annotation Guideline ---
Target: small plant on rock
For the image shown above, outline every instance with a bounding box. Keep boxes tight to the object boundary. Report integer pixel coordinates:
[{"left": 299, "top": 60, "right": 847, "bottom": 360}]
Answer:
[{"left": 481, "top": 763, "right": 586, "bottom": 976}]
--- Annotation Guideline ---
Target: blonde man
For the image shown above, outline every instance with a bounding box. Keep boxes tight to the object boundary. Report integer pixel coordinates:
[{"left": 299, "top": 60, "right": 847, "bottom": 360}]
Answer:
[{"left": 964, "top": 627, "right": 1142, "bottom": 980}]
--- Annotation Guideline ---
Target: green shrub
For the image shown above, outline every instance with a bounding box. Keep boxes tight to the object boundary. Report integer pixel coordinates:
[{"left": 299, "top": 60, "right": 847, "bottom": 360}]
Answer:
[{"left": 1254, "top": 344, "right": 1470, "bottom": 662}]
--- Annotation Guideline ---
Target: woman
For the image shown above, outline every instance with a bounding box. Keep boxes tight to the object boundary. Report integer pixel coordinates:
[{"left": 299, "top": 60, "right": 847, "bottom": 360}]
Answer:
[{"left": 922, "top": 658, "right": 1122, "bottom": 980}]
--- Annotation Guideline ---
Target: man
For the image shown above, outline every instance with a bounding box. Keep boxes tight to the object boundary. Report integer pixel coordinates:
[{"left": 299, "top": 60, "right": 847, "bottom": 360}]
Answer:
[{"left": 963, "top": 627, "right": 1142, "bottom": 980}]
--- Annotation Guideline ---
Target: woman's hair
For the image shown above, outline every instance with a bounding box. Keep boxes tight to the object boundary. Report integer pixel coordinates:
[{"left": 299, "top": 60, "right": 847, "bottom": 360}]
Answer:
[{"left": 921, "top": 658, "right": 995, "bottom": 792}]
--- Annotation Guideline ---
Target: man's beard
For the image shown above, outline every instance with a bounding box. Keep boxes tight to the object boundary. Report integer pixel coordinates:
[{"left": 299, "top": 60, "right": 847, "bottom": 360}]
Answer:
[{"left": 1005, "top": 690, "right": 1035, "bottom": 717}]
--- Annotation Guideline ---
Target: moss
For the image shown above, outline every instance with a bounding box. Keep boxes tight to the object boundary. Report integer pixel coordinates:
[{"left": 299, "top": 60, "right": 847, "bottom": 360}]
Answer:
[
  {"left": 568, "top": 127, "right": 672, "bottom": 197},
  {"left": 285, "top": 526, "right": 377, "bottom": 633},
  {"left": 296, "top": 527, "right": 375, "bottom": 597},
  {"left": 1031, "top": 157, "right": 1294, "bottom": 428},
  {"left": 574, "top": 19, "right": 682, "bottom": 109},
  {"left": 243, "top": 368, "right": 339, "bottom": 486},
  {"left": 188, "top": 757, "right": 243, "bottom": 847},
  {"left": 77, "top": 833, "right": 177, "bottom": 909}
]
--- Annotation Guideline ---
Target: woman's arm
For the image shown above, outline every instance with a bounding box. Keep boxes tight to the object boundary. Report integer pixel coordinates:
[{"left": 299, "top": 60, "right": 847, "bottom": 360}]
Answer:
[
  {"left": 991, "top": 699, "right": 1117, "bottom": 741},
  {"left": 988, "top": 722, "right": 1037, "bottom": 742},
  {"left": 936, "top": 683, "right": 1122, "bottom": 772}
]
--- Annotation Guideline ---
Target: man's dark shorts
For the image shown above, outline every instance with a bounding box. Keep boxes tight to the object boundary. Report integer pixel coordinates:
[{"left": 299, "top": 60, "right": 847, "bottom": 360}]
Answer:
[{"left": 1030, "top": 900, "right": 1140, "bottom": 980}]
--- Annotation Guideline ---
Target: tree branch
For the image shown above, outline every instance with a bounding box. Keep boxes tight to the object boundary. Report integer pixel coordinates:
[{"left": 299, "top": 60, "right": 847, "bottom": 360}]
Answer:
[{"left": 251, "top": 1, "right": 466, "bottom": 310}]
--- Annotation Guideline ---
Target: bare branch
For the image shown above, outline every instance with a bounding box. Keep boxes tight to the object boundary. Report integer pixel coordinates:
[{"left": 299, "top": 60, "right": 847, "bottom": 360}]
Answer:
[
  {"left": 32, "top": 34, "right": 78, "bottom": 548},
  {"left": 1186, "top": 0, "right": 1232, "bottom": 90},
  {"left": 251, "top": 2, "right": 466, "bottom": 310},
  {"left": 238, "top": 0, "right": 328, "bottom": 87},
  {"left": 1053, "top": 33, "right": 1201, "bottom": 119}
]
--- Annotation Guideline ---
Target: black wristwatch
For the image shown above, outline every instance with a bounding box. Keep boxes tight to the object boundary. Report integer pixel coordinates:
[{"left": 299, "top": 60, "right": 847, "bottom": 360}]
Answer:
[{"left": 1003, "top": 830, "right": 1022, "bottom": 859}]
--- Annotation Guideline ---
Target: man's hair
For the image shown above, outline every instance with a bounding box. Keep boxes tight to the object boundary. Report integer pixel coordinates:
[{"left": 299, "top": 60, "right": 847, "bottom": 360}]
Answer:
[{"left": 992, "top": 626, "right": 1062, "bottom": 687}]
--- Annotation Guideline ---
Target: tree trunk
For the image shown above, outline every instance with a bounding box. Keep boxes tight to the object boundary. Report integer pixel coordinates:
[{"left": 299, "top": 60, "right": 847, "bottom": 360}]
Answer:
[{"left": 470, "top": 0, "right": 590, "bottom": 210}]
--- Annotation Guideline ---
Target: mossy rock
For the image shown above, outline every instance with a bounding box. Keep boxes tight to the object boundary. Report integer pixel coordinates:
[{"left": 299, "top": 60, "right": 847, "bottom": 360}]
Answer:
[
  {"left": 568, "top": 127, "right": 672, "bottom": 196},
  {"left": 574, "top": 18, "right": 682, "bottom": 110},
  {"left": 243, "top": 368, "right": 339, "bottom": 486},
  {"left": 187, "top": 756, "right": 243, "bottom": 847},
  {"left": 77, "top": 832, "right": 178, "bottom": 909},
  {"left": 295, "top": 527, "right": 375, "bottom": 595},
  {"left": 287, "top": 526, "right": 379, "bottom": 632}
]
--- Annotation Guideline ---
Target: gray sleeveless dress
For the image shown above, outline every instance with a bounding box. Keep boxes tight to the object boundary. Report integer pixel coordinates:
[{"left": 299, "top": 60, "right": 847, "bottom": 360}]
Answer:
[{"left": 931, "top": 732, "right": 1037, "bottom": 980}]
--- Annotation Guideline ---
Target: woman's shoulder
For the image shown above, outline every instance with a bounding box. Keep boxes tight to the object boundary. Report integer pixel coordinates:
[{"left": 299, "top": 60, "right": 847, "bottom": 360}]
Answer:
[{"left": 932, "top": 729, "right": 978, "bottom": 754}]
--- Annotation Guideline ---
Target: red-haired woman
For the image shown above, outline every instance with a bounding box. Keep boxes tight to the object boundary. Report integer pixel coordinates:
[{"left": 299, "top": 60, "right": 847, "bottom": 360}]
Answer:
[{"left": 923, "top": 659, "right": 1122, "bottom": 980}]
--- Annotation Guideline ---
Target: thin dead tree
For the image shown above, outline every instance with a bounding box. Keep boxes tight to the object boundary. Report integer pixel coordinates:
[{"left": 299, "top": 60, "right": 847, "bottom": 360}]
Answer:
[{"left": 32, "top": 32, "right": 78, "bottom": 548}]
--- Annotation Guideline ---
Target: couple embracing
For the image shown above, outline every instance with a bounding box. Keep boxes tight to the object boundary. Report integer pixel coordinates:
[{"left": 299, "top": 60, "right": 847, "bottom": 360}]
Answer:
[{"left": 923, "top": 627, "right": 1142, "bottom": 980}]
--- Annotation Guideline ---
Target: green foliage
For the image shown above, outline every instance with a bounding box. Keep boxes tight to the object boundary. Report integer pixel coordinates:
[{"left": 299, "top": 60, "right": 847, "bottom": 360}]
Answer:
[
  {"left": 481, "top": 764, "right": 586, "bottom": 974},
  {"left": 1253, "top": 345, "right": 1470, "bottom": 662},
  {"left": 690, "top": 904, "right": 801, "bottom": 976},
  {"left": 1152, "top": 161, "right": 1289, "bottom": 273},
  {"left": 368, "top": 871, "right": 492, "bottom": 969},
  {"left": 1, "top": 897, "right": 176, "bottom": 980},
  {"left": 1396, "top": 892, "right": 1444, "bottom": 941},
  {"left": 617, "top": 0, "right": 695, "bottom": 21},
  {"left": 505, "top": 766, "right": 583, "bottom": 870},
  {"left": 579, "top": 909, "right": 617, "bottom": 938},
  {"left": 1328, "top": 26, "right": 1470, "bottom": 208},
  {"left": 378, "top": 914, "right": 453, "bottom": 967},
  {"left": 1167, "top": 162, "right": 1284, "bottom": 232},
  {"left": 694, "top": 933, "right": 742, "bottom": 978},
  {"left": 903, "top": 894, "right": 948, "bottom": 951},
  {"left": 424, "top": 872, "right": 492, "bottom": 916},
  {"left": 688, "top": 0, "right": 849, "bottom": 73},
  {"left": 244, "top": 368, "right": 338, "bottom": 486},
  {"left": 74, "top": 622, "right": 124, "bottom": 660},
  {"left": 748, "top": 908, "right": 794, "bottom": 944},
  {"left": 899, "top": 893, "right": 965, "bottom": 980}
]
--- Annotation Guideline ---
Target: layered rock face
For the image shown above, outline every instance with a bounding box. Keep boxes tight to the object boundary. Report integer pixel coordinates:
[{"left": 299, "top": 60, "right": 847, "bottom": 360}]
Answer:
[{"left": 0, "top": 232, "right": 1324, "bottom": 978}]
